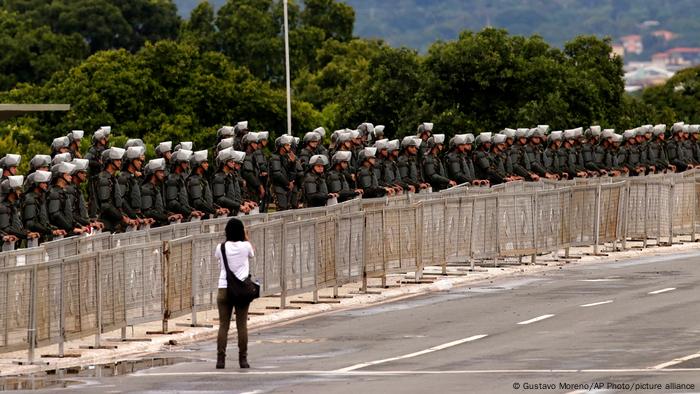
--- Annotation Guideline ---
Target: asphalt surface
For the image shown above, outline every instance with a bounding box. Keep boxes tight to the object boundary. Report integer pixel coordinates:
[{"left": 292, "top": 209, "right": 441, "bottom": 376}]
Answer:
[{"left": 20, "top": 250, "right": 700, "bottom": 393}]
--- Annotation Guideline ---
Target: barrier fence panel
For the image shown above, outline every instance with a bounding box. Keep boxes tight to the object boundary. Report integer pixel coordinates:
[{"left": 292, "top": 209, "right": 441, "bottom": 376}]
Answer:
[
  {"left": 43, "top": 237, "right": 78, "bottom": 261},
  {"left": 568, "top": 185, "right": 598, "bottom": 247},
  {"left": 671, "top": 178, "right": 696, "bottom": 237},
  {"left": 382, "top": 205, "right": 420, "bottom": 275},
  {"left": 496, "top": 193, "right": 536, "bottom": 257},
  {"left": 123, "top": 242, "right": 164, "bottom": 326},
  {"left": 471, "top": 195, "right": 499, "bottom": 260},
  {"left": 598, "top": 182, "right": 625, "bottom": 244},
  {"left": 0, "top": 265, "right": 33, "bottom": 352},
  {"left": 191, "top": 233, "right": 222, "bottom": 314},
  {"left": 111, "top": 230, "right": 149, "bottom": 248},
  {"left": 624, "top": 181, "right": 647, "bottom": 241},
  {"left": 361, "top": 197, "right": 388, "bottom": 211},
  {"left": 363, "top": 209, "right": 385, "bottom": 280},
  {"left": 34, "top": 260, "right": 63, "bottom": 348},
  {"left": 61, "top": 253, "right": 98, "bottom": 341},
  {"left": 419, "top": 199, "right": 446, "bottom": 268},
  {"left": 247, "top": 220, "right": 284, "bottom": 297},
  {"left": 644, "top": 181, "right": 673, "bottom": 242},
  {"left": 148, "top": 226, "right": 175, "bottom": 243},
  {"left": 335, "top": 213, "right": 364, "bottom": 285},
  {"left": 79, "top": 232, "right": 112, "bottom": 254},
  {"left": 0, "top": 246, "right": 45, "bottom": 268},
  {"left": 164, "top": 237, "right": 193, "bottom": 321},
  {"left": 533, "top": 189, "right": 566, "bottom": 255},
  {"left": 444, "top": 196, "right": 474, "bottom": 264},
  {"left": 283, "top": 219, "right": 318, "bottom": 297},
  {"left": 97, "top": 246, "right": 127, "bottom": 334},
  {"left": 315, "top": 217, "right": 337, "bottom": 291}
]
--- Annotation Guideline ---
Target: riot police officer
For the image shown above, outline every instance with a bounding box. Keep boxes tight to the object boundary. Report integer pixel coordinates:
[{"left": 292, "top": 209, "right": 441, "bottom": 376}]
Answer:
[
  {"left": 398, "top": 136, "right": 429, "bottom": 191},
  {"left": 241, "top": 132, "right": 264, "bottom": 204},
  {"left": 446, "top": 134, "right": 480, "bottom": 186},
  {"left": 299, "top": 131, "right": 322, "bottom": 169},
  {"left": 212, "top": 148, "right": 253, "bottom": 215},
  {"left": 327, "top": 151, "right": 362, "bottom": 202},
  {"left": 51, "top": 136, "right": 71, "bottom": 158},
  {"left": 97, "top": 147, "right": 137, "bottom": 233},
  {"left": 422, "top": 134, "right": 456, "bottom": 191},
  {"left": 66, "top": 158, "right": 102, "bottom": 231},
  {"left": 86, "top": 127, "right": 111, "bottom": 217},
  {"left": 0, "top": 154, "right": 21, "bottom": 182},
  {"left": 357, "top": 147, "right": 393, "bottom": 197},
  {"left": 119, "top": 146, "right": 152, "bottom": 228},
  {"left": 270, "top": 135, "right": 297, "bottom": 211},
  {"left": 165, "top": 149, "right": 204, "bottom": 220},
  {"left": 188, "top": 150, "right": 228, "bottom": 218},
  {"left": 23, "top": 170, "right": 65, "bottom": 241},
  {"left": 1, "top": 176, "right": 40, "bottom": 247},
  {"left": 233, "top": 121, "right": 249, "bottom": 151},
  {"left": 142, "top": 158, "right": 182, "bottom": 227},
  {"left": 48, "top": 161, "right": 88, "bottom": 236},
  {"left": 303, "top": 155, "right": 336, "bottom": 207},
  {"left": 67, "top": 130, "right": 84, "bottom": 159}
]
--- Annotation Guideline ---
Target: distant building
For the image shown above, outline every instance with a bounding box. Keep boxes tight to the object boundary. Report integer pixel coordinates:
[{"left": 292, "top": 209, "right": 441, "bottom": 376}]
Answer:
[
  {"left": 611, "top": 44, "right": 625, "bottom": 58},
  {"left": 651, "top": 30, "right": 677, "bottom": 42},
  {"left": 620, "top": 35, "right": 643, "bottom": 55},
  {"left": 624, "top": 66, "right": 674, "bottom": 92},
  {"left": 652, "top": 47, "right": 700, "bottom": 67}
]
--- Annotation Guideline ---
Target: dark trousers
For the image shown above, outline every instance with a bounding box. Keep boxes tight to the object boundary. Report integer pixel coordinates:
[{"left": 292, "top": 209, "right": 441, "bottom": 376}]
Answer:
[{"left": 216, "top": 288, "right": 249, "bottom": 358}]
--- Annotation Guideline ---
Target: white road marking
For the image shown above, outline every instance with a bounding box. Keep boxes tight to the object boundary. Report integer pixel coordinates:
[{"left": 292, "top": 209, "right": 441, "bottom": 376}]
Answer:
[
  {"left": 517, "top": 314, "right": 555, "bottom": 325},
  {"left": 651, "top": 351, "right": 700, "bottom": 369},
  {"left": 580, "top": 300, "right": 613, "bottom": 307},
  {"left": 648, "top": 287, "right": 676, "bottom": 295},
  {"left": 578, "top": 279, "right": 620, "bottom": 282},
  {"left": 134, "top": 368, "right": 700, "bottom": 377},
  {"left": 333, "top": 334, "right": 488, "bottom": 372}
]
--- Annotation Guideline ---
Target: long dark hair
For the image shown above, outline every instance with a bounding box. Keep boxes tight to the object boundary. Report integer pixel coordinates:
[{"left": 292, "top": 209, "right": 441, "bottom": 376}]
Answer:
[{"left": 225, "top": 218, "right": 246, "bottom": 242}]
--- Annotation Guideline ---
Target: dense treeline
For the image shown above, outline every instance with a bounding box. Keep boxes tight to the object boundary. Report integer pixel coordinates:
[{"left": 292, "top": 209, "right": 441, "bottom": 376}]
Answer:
[{"left": 0, "top": 0, "right": 698, "bottom": 172}]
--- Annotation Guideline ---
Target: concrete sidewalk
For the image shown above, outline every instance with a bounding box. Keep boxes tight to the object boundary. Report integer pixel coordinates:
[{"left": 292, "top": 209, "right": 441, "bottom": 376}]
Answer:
[{"left": 1, "top": 239, "right": 699, "bottom": 378}]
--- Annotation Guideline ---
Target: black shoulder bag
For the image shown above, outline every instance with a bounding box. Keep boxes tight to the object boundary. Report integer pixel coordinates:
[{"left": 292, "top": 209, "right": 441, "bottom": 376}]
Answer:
[{"left": 220, "top": 242, "right": 260, "bottom": 306}]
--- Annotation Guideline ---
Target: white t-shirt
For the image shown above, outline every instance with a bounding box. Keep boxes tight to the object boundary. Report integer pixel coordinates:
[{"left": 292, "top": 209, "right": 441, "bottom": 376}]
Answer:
[{"left": 215, "top": 241, "right": 254, "bottom": 288}]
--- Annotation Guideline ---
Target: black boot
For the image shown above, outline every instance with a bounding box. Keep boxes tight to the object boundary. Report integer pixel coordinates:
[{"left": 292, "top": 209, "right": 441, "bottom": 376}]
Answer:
[
  {"left": 216, "top": 354, "right": 225, "bottom": 369},
  {"left": 239, "top": 353, "right": 250, "bottom": 369}
]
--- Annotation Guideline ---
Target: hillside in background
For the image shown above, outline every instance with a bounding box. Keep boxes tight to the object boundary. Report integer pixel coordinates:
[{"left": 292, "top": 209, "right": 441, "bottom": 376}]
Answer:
[{"left": 175, "top": 0, "right": 700, "bottom": 59}]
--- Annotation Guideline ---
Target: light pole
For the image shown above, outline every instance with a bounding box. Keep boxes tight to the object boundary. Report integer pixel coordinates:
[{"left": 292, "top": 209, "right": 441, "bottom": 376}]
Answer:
[{"left": 283, "top": 0, "right": 292, "bottom": 135}]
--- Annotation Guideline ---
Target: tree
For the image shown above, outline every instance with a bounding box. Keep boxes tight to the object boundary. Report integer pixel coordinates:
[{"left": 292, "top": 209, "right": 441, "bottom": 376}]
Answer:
[
  {"left": 301, "top": 0, "right": 355, "bottom": 43},
  {"left": 2, "top": 0, "right": 181, "bottom": 53},
  {"left": 0, "top": 9, "right": 88, "bottom": 90},
  {"left": 0, "top": 40, "right": 322, "bottom": 150}
]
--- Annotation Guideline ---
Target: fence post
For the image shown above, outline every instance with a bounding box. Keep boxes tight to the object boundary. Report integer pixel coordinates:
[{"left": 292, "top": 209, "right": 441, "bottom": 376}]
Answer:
[
  {"left": 593, "top": 184, "right": 602, "bottom": 256},
  {"left": 531, "top": 193, "right": 538, "bottom": 264},
  {"left": 280, "top": 222, "right": 287, "bottom": 309},
  {"left": 58, "top": 260, "right": 65, "bottom": 357},
  {"left": 414, "top": 204, "right": 423, "bottom": 281},
  {"left": 668, "top": 182, "right": 675, "bottom": 245},
  {"left": 28, "top": 265, "right": 38, "bottom": 364}
]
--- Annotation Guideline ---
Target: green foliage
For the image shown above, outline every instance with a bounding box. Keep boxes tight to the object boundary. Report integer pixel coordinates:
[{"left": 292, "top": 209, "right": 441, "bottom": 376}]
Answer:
[
  {"left": 422, "top": 29, "right": 626, "bottom": 133},
  {"left": 641, "top": 66, "right": 700, "bottom": 124},
  {"left": 3, "top": 0, "right": 181, "bottom": 53},
  {"left": 0, "top": 40, "right": 321, "bottom": 152},
  {"left": 0, "top": 9, "right": 88, "bottom": 90}
]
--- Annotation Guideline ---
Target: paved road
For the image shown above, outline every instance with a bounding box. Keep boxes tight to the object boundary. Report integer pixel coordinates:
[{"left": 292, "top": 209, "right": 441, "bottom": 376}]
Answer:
[{"left": 32, "top": 250, "right": 700, "bottom": 393}]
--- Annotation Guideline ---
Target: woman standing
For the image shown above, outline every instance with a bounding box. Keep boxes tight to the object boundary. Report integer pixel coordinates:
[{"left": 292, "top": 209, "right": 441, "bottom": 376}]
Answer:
[{"left": 215, "top": 218, "right": 255, "bottom": 369}]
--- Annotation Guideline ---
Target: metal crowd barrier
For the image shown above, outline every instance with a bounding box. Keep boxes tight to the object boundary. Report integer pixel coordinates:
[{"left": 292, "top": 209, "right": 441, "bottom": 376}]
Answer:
[{"left": 2, "top": 171, "right": 700, "bottom": 364}]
